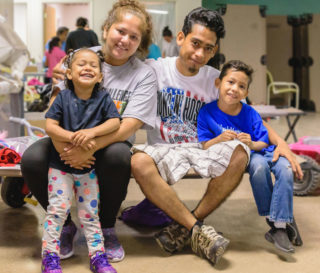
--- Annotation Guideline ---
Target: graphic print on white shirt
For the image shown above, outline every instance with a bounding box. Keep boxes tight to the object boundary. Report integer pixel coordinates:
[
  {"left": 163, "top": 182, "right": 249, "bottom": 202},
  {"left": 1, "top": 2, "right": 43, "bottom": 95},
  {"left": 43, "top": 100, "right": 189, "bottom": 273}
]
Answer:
[{"left": 157, "top": 87, "right": 205, "bottom": 143}]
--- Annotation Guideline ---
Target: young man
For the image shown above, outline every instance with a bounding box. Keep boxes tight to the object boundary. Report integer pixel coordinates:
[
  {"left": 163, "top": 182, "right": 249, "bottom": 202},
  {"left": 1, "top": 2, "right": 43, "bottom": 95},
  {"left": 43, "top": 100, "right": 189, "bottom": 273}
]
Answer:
[{"left": 130, "top": 7, "right": 303, "bottom": 265}]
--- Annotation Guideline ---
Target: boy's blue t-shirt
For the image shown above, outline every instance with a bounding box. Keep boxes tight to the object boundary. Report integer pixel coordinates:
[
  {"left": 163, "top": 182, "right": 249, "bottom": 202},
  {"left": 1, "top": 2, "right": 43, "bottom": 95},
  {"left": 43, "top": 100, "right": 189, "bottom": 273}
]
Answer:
[
  {"left": 45, "top": 88, "right": 121, "bottom": 174},
  {"left": 197, "top": 100, "right": 275, "bottom": 153}
]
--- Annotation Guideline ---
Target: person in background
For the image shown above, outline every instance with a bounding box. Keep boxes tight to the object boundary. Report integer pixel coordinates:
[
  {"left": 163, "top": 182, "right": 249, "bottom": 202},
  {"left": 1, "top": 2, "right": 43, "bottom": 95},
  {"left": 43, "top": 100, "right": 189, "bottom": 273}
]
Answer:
[
  {"left": 146, "top": 43, "right": 161, "bottom": 60},
  {"left": 65, "top": 17, "right": 100, "bottom": 52},
  {"left": 43, "top": 27, "right": 69, "bottom": 65},
  {"left": 161, "top": 26, "right": 179, "bottom": 57},
  {"left": 44, "top": 36, "right": 66, "bottom": 84}
]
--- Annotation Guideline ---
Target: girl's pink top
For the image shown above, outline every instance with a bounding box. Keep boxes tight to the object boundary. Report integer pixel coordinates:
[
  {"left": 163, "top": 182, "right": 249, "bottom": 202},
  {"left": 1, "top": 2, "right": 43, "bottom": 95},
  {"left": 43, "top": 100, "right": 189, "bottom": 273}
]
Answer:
[{"left": 45, "top": 46, "right": 66, "bottom": 78}]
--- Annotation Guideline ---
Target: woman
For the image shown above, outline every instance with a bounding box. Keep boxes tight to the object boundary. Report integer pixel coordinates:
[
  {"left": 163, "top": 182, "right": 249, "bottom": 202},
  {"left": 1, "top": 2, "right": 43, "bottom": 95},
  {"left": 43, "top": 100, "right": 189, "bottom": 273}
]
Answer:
[{"left": 21, "top": 0, "right": 156, "bottom": 264}]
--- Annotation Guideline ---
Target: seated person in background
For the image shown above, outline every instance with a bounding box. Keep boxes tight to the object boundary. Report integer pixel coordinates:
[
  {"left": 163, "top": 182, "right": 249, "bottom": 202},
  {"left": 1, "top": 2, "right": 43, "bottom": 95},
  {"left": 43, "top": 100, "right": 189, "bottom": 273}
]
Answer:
[
  {"left": 197, "top": 60, "right": 302, "bottom": 254},
  {"left": 44, "top": 36, "right": 66, "bottom": 84},
  {"left": 42, "top": 48, "right": 121, "bottom": 273}
]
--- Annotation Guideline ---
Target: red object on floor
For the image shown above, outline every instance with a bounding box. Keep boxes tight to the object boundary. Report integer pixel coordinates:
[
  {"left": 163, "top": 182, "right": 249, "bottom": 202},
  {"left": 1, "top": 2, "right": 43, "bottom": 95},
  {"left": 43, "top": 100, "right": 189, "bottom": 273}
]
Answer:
[{"left": 0, "top": 147, "right": 21, "bottom": 166}]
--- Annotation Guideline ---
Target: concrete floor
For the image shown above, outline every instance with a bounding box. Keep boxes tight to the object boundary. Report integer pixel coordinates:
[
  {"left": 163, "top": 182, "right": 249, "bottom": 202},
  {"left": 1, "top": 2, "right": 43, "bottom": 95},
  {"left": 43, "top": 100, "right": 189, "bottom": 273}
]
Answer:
[{"left": 0, "top": 112, "right": 319, "bottom": 273}]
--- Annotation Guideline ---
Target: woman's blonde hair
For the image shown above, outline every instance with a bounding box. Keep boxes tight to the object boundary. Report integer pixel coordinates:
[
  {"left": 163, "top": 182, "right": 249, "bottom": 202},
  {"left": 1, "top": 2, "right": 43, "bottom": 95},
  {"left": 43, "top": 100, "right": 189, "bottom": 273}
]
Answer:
[{"left": 102, "top": 0, "right": 152, "bottom": 57}]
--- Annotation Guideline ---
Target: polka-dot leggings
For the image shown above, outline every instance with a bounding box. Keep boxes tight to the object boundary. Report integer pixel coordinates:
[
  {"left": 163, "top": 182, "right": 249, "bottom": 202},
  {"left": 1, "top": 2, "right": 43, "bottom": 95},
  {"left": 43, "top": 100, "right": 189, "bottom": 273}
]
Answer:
[{"left": 42, "top": 168, "right": 105, "bottom": 257}]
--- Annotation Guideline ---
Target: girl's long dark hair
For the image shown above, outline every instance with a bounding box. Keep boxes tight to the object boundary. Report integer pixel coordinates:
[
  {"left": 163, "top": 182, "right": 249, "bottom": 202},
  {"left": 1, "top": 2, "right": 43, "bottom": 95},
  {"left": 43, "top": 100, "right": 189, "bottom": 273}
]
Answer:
[{"left": 49, "top": 36, "right": 60, "bottom": 53}]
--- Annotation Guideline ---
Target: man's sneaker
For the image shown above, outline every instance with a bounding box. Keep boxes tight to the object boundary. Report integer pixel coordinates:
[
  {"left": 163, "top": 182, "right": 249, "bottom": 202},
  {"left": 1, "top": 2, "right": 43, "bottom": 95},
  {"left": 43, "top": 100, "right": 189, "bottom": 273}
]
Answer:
[
  {"left": 119, "top": 198, "right": 172, "bottom": 227},
  {"left": 191, "top": 224, "right": 230, "bottom": 265},
  {"left": 60, "top": 221, "right": 79, "bottom": 259},
  {"left": 154, "top": 221, "right": 191, "bottom": 254},
  {"left": 265, "top": 228, "right": 295, "bottom": 253},
  {"left": 42, "top": 251, "right": 62, "bottom": 273},
  {"left": 90, "top": 251, "right": 117, "bottom": 273},
  {"left": 102, "top": 228, "right": 125, "bottom": 262}
]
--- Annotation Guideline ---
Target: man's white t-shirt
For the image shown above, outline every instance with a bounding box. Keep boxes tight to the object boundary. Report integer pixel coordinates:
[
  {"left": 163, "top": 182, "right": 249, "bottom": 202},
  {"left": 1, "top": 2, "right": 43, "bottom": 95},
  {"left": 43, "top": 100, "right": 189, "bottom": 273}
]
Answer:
[{"left": 146, "top": 57, "right": 220, "bottom": 145}]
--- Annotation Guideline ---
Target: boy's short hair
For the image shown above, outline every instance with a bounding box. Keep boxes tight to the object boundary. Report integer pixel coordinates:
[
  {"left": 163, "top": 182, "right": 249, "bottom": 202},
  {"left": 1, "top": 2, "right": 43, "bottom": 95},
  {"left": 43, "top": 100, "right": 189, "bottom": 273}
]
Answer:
[
  {"left": 219, "top": 60, "right": 254, "bottom": 87},
  {"left": 57, "top": 26, "right": 69, "bottom": 36},
  {"left": 182, "top": 7, "right": 225, "bottom": 43}
]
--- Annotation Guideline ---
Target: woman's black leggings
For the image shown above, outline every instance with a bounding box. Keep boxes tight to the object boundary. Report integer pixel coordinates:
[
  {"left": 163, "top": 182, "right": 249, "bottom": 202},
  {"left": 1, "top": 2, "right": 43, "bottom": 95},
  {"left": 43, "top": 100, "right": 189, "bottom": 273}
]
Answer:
[{"left": 21, "top": 137, "right": 131, "bottom": 228}]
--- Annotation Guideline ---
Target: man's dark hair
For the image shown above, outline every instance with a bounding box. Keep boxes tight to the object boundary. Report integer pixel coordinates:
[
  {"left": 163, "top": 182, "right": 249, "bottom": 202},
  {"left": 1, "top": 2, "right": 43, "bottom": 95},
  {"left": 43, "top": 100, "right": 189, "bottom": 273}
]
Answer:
[
  {"left": 219, "top": 60, "right": 254, "bottom": 87},
  {"left": 76, "top": 17, "right": 88, "bottom": 28},
  {"left": 56, "top": 26, "right": 69, "bottom": 36},
  {"left": 182, "top": 7, "right": 225, "bottom": 43},
  {"left": 162, "top": 26, "right": 172, "bottom": 37},
  {"left": 48, "top": 36, "right": 60, "bottom": 53}
]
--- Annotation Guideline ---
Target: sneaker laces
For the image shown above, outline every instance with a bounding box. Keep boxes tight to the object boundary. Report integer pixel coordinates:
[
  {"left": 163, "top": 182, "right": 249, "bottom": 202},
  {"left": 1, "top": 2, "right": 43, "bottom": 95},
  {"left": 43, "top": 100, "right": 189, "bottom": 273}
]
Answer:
[
  {"left": 192, "top": 225, "right": 220, "bottom": 258},
  {"left": 43, "top": 253, "right": 61, "bottom": 270},
  {"left": 91, "top": 252, "right": 111, "bottom": 268}
]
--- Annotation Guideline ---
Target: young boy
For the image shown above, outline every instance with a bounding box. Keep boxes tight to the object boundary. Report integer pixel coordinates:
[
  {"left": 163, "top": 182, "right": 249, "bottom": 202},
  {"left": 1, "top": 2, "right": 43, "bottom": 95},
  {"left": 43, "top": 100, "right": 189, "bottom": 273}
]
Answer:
[{"left": 197, "top": 60, "right": 296, "bottom": 253}]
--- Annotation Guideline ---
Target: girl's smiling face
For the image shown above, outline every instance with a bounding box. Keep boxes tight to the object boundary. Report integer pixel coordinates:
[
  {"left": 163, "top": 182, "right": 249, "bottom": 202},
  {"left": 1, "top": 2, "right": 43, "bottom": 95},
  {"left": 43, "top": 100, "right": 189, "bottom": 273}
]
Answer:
[{"left": 66, "top": 49, "right": 103, "bottom": 89}]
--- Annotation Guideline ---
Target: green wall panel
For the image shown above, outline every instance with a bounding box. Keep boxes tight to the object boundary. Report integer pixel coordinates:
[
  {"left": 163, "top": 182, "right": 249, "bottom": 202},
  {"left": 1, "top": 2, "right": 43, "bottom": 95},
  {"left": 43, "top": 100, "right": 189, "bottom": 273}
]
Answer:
[{"left": 202, "top": 0, "right": 320, "bottom": 16}]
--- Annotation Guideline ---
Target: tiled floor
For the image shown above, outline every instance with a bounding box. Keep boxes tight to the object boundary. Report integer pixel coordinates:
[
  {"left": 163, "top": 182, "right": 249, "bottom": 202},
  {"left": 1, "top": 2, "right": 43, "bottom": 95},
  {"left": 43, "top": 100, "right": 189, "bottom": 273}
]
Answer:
[{"left": 0, "top": 112, "right": 319, "bottom": 273}]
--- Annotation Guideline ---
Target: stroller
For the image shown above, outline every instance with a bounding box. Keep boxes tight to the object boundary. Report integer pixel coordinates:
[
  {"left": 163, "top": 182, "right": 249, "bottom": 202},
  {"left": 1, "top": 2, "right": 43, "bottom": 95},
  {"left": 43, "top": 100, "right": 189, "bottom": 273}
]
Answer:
[{"left": 0, "top": 117, "right": 45, "bottom": 207}]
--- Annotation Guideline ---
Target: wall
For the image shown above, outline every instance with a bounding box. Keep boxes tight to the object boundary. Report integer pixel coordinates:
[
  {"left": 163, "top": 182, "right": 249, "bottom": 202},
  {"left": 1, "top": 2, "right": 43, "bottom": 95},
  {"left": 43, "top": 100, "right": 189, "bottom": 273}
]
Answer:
[
  {"left": 220, "top": 4, "right": 266, "bottom": 104},
  {"left": 13, "top": 0, "right": 201, "bottom": 62},
  {"left": 0, "top": 0, "right": 13, "bottom": 27},
  {"left": 309, "top": 14, "right": 320, "bottom": 111},
  {"left": 202, "top": 0, "right": 320, "bottom": 16}
]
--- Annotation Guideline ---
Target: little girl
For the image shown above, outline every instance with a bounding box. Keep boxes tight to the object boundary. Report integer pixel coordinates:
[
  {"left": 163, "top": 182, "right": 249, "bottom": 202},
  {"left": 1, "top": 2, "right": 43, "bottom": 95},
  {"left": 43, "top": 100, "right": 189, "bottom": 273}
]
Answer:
[{"left": 42, "top": 48, "right": 121, "bottom": 273}]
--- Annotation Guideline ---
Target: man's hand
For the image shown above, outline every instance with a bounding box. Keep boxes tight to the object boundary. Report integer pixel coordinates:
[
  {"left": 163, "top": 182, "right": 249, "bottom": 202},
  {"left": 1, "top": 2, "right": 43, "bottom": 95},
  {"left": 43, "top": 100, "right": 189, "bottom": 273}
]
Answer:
[
  {"left": 60, "top": 145, "right": 96, "bottom": 170},
  {"left": 273, "top": 140, "right": 303, "bottom": 179},
  {"left": 52, "top": 56, "right": 67, "bottom": 84}
]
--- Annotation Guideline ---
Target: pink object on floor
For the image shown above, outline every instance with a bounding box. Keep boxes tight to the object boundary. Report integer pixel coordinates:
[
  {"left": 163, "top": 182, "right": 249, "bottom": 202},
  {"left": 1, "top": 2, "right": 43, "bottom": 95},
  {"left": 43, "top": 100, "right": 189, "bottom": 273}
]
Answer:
[{"left": 289, "top": 136, "right": 320, "bottom": 164}]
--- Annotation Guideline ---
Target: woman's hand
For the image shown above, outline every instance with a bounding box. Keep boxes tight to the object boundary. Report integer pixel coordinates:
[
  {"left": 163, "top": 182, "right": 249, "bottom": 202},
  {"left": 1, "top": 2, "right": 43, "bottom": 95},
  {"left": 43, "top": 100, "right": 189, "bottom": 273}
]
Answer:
[
  {"left": 52, "top": 56, "right": 67, "bottom": 84},
  {"left": 60, "top": 145, "right": 96, "bottom": 170},
  {"left": 273, "top": 140, "right": 303, "bottom": 179}
]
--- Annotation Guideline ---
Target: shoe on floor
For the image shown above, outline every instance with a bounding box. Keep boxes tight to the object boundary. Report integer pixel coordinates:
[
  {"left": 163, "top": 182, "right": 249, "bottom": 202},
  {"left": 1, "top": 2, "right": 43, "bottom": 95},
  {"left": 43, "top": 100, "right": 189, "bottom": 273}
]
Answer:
[
  {"left": 42, "top": 251, "right": 62, "bottom": 273},
  {"left": 191, "top": 224, "right": 230, "bottom": 265},
  {"left": 103, "top": 228, "right": 125, "bottom": 262},
  {"left": 265, "top": 228, "right": 295, "bottom": 253},
  {"left": 154, "top": 221, "right": 190, "bottom": 254},
  {"left": 119, "top": 198, "right": 172, "bottom": 227},
  {"left": 90, "top": 252, "right": 117, "bottom": 273},
  {"left": 60, "top": 220, "right": 79, "bottom": 259}
]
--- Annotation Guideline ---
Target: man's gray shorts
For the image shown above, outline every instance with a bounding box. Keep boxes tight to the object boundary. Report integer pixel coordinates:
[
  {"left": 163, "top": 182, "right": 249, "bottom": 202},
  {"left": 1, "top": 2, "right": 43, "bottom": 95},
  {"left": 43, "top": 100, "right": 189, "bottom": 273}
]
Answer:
[{"left": 133, "top": 140, "right": 251, "bottom": 185}]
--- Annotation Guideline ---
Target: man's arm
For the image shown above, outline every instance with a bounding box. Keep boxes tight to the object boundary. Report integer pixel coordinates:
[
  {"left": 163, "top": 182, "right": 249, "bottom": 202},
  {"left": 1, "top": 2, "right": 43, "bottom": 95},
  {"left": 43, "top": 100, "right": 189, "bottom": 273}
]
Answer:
[{"left": 263, "top": 120, "right": 303, "bottom": 179}]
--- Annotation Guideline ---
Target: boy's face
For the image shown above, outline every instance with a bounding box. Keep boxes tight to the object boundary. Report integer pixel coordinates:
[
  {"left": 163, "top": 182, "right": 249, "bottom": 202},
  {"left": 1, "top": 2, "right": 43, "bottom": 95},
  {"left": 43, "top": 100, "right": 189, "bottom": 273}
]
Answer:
[
  {"left": 176, "top": 23, "right": 218, "bottom": 76},
  {"left": 215, "top": 69, "right": 249, "bottom": 105}
]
